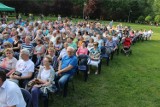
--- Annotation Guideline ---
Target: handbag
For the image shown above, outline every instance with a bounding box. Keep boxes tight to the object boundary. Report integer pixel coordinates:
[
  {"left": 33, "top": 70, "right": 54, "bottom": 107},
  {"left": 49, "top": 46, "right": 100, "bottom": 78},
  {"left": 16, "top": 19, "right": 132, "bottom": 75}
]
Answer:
[
  {"left": 13, "top": 71, "right": 22, "bottom": 76},
  {"left": 27, "top": 79, "right": 42, "bottom": 87},
  {"left": 25, "top": 79, "right": 42, "bottom": 90}
]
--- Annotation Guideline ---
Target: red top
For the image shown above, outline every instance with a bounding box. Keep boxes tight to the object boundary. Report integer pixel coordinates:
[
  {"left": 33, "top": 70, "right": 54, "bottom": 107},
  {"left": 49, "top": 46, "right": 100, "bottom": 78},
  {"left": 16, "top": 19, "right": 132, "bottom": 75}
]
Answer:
[{"left": 123, "top": 37, "right": 132, "bottom": 47}]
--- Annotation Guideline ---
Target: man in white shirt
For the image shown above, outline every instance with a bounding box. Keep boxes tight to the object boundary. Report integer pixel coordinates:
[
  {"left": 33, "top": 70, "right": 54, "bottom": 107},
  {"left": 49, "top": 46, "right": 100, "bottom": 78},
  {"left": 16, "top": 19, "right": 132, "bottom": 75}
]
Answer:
[
  {"left": 58, "top": 42, "right": 68, "bottom": 61},
  {"left": 0, "top": 71, "right": 26, "bottom": 107},
  {"left": 10, "top": 48, "right": 34, "bottom": 88},
  {"left": 148, "top": 29, "right": 153, "bottom": 40}
]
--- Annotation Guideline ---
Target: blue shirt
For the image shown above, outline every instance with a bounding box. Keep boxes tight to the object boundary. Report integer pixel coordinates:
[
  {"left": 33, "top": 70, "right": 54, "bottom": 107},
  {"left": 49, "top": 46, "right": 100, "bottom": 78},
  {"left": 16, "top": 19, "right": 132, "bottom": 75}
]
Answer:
[
  {"left": 105, "top": 40, "right": 117, "bottom": 49},
  {"left": 61, "top": 55, "right": 78, "bottom": 75},
  {"left": 3, "top": 38, "right": 14, "bottom": 44},
  {"left": 97, "top": 39, "right": 104, "bottom": 48}
]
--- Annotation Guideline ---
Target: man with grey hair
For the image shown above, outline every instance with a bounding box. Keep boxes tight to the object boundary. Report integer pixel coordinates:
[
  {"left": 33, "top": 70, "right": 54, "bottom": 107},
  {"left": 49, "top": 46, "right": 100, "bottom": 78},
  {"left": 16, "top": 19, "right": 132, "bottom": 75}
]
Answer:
[
  {"left": 55, "top": 46, "right": 78, "bottom": 91},
  {"left": 9, "top": 48, "right": 34, "bottom": 88}
]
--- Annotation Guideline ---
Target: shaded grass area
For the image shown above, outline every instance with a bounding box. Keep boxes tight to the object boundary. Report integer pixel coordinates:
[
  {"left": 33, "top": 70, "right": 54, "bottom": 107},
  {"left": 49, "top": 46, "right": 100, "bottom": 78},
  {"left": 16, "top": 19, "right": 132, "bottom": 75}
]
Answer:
[{"left": 44, "top": 23, "right": 160, "bottom": 107}]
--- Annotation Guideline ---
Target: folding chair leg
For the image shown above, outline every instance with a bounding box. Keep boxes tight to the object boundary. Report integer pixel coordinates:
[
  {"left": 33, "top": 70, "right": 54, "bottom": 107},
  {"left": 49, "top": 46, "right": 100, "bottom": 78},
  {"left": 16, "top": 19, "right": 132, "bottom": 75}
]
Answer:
[
  {"left": 84, "top": 71, "right": 88, "bottom": 82},
  {"left": 98, "top": 62, "right": 101, "bottom": 74},
  {"left": 111, "top": 52, "right": 114, "bottom": 60},
  {"left": 107, "top": 57, "right": 109, "bottom": 66},
  {"left": 63, "top": 81, "right": 68, "bottom": 97},
  {"left": 117, "top": 48, "right": 119, "bottom": 55},
  {"left": 71, "top": 80, "right": 75, "bottom": 91}
]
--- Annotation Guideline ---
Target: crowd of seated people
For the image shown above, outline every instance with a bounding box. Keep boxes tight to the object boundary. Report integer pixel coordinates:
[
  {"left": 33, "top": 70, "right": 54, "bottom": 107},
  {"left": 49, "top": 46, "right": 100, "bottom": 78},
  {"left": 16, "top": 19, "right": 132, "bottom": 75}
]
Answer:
[{"left": 0, "top": 17, "right": 153, "bottom": 107}]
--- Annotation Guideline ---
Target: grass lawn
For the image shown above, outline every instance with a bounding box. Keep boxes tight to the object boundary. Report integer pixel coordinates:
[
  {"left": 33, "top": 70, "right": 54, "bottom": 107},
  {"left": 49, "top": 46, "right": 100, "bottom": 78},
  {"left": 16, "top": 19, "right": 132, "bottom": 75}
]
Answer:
[{"left": 43, "top": 21, "right": 160, "bottom": 107}]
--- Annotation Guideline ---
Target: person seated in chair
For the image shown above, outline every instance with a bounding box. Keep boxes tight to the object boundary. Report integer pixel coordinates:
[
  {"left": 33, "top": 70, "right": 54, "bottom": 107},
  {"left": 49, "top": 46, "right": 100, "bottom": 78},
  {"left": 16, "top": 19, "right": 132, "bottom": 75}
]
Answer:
[
  {"left": 0, "top": 42, "right": 13, "bottom": 58},
  {"left": 87, "top": 38, "right": 94, "bottom": 51},
  {"left": 58, "top": 42, "right": 68, "bottom": 61},
  {"left": 0, "top": 48, "right": 17, "bottom": 77},
  {"left": 76, "top": 41, "right": 88, "bottom": 56},
  {"left": 67, "top": 37, "right": 77, "bottom": 50},
  {"left": 105, "top": 36, "right": 117, "bottom": 59},
  {"left": 21, "top": 36, "right": 34, "bottom": 55},
  {"left": 54, "top": 37, "right": 63, "bottom": 56},
  {"left": 32, "top": 38, "right": 45, "bottom": 66},
  {"left": 55, "top": 46, "right": 78, "bottom": 91},
  {"left": 9, "top": 48, "right": 34, "bottom": 88},
  {"left": 12, "top": 35, "right": 22, "bottom": 53},
  {"left": 3, "top": 33, "right": 14, "bottom": 44},
  {"left": 88, "top": 42, "right": 101, "bottom": 75},
  {"left": 30, "top": 55, "right": 56, "bottom": 107},
  {"left": 47, "top": 47, "right": 58, "bottom": 71},
  {"left": 0, "top": 71, "right": 26, "bottom": 107}
]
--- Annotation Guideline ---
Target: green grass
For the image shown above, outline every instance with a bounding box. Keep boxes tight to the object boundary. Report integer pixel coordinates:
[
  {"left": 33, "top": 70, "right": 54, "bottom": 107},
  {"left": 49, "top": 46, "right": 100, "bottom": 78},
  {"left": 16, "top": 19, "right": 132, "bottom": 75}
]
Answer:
[{"left": 44, "top": 21, "right": 160, "bottom": 107}]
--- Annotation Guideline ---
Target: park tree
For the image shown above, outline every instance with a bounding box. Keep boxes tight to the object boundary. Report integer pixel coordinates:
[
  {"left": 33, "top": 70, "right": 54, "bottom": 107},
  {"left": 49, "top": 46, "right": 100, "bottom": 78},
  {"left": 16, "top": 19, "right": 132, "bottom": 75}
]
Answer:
[
  {"left": 0, "top": 0, "right": 158, "bottom": 22},
  {"left": 154, "top": 15, "right": 160, "bottom": 23},
  {"left": 138, "top": 16, "right": 145, "bottom": 23},
  {"left": 53, "top": 0, "right": 73, "bottom": 16},
  {"left": 153, "top": 0, "right": 160, "bottom": 15},
  {"left": 84, "top": 0, "right": 100, "bottom": 18},
  {"left": 145, "top": 15, "right": 152, "bottom": 23}
]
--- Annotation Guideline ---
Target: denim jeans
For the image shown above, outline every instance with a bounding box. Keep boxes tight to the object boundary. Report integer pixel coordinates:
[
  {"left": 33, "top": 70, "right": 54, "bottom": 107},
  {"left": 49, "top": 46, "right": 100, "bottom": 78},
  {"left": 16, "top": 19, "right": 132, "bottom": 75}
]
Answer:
[
  {"left": 31, "top": 87, "right": 48, "bottom": 107},
  {"left": 55, "top": 73, "right": 71, "bottom": 91}
]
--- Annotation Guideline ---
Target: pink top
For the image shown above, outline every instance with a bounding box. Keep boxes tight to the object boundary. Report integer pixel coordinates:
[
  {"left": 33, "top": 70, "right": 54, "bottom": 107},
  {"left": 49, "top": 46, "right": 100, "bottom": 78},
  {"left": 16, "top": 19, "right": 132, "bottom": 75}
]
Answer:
[
  {"left": 76, "top": 47, "right": 88, "bottom": 55},
  {"left": 130, "top": 32, "right": 134, "bottom": 37}
]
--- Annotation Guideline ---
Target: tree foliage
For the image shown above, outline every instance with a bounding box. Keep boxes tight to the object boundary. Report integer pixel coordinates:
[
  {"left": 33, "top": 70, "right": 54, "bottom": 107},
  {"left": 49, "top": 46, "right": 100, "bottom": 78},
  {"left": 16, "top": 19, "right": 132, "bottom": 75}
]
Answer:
[
  {"left": 154, "top": 15, "right": 160, "bottom": 23},
  {"left": 0, "top": 0, "right": 159, "bottom": 22},
  {"left": 153, "top": 0, "right": 160, "bottom": 15},
  {"left": 145, "top": 15, "right": 152, "bottom": 23},
  {"left": 138, "top": 16, "right": 145, "bottom": 22}
]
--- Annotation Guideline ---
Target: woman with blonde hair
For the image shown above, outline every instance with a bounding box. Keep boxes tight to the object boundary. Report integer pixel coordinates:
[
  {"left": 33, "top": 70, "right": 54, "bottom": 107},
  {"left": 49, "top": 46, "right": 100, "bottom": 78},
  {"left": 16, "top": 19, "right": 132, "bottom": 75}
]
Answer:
[
  {"left": 0, "top": 42, "right": 13, "bottom": 58},
  {"left": 0, "top": 48, "right": 17, "bottom": 76}
]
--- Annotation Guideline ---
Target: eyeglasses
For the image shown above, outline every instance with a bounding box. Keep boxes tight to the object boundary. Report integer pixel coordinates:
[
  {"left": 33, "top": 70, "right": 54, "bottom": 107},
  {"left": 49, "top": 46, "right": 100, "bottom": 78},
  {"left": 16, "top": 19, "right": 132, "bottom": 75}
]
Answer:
[{"left": 6, "top": 53, "right": 12, "bottom": 54}]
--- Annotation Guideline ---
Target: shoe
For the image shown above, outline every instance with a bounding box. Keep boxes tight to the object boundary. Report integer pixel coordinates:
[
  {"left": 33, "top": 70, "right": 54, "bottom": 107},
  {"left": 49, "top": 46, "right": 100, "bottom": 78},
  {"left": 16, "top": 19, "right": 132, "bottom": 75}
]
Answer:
[
  {"left": 95, "top": 71, "right": 98, "bottom": 75},
  {"left": 88, "top": 71, "right": 90, "bottom": 74}
]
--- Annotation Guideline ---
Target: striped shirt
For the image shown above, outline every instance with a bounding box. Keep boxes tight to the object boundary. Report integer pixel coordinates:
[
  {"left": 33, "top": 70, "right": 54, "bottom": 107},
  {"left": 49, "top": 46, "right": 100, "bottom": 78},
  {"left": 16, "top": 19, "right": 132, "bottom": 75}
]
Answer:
[{"left": 21, "top": 43, "right": 34, "bottom": 53}]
